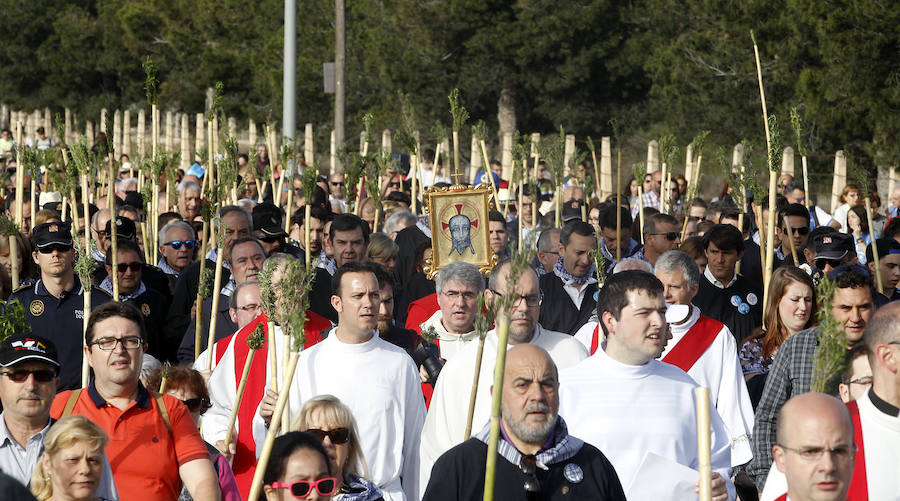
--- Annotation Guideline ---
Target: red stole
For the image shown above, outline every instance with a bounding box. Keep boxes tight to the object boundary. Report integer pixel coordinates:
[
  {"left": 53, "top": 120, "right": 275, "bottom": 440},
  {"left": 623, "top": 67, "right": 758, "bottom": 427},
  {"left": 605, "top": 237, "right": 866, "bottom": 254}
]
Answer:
[
  {"left": 590, "top": 324, "right": 601, "bottom": 355},
  {"left": 774, "top": 495, "right": 787, "bottom": 501},
  {"left": 845, "top": 400, "right": 868, "bottom": 501},
  {"left": 405, "top": 293, "right": 440, "bottom": 335},
  {"left": 661, "top": 314, "right": 722, "bottom": 372},
  {"left": 229, "top": 311, "right": 330, "bottom": 498}
]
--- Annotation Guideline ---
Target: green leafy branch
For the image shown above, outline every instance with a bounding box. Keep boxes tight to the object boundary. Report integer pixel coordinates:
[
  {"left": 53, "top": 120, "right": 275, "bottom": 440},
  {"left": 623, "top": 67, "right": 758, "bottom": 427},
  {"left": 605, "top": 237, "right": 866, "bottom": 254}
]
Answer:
[
  {"left": 473, "top": 292, "right": 498, "bottom": 342},
  {"left": 275, "top": 258, "right": 317, "bottom": 351},
  {"left": 766, "top": 115, "right": 783, "bottom": 173},
  {"left": 0, "top": 299, "right": 31, "bottom": 343},
  {"left": 206, "top": 81, "right": 224, "bottom": 122},
  {"left": 471, "top": 120, "right": 487, "bottom": 143},
  {"left": 539, "top": 125, "right": 566, "bottom": 187},
  {"left": 789, "top": 107, "right": 808, "bottom": 157},
  {"left": 0, "top": 213, "right": 20, "bottom": 237},
  {"left": 811, "top": 276, "right": 847, "bottom": 393},
  {"left": 448, "top": 88, "right": 469, "bottom": 133},
  {"left": 143, "top": 56, "right": 159, "bottom": 106},
  {"left": 247, "top": 324, "right": 265, "bottom": 351},
  {"left": 396, "top": 91, "right": 419, "bottom": 155}
]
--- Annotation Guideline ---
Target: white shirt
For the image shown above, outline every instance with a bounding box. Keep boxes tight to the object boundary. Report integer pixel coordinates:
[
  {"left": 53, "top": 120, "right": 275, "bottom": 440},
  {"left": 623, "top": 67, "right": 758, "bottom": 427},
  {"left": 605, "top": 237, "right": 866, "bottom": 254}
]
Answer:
[
  {"left": 704, "top": 265, "right": 737, "bottom": 289},
  {"left": 287, "top": 332, "right": 426, "bottom": 501},
  {"left": 664, "top": 306, "right": 754, "bottom": 466},
  {"left": 559, "top": 274, "right": 598, "bottom": 310},
  {"left": 560, "top": 345, "right": 736, "bottom": 499},
  {"left": 418, "top": 324, "right": 587, "bottom": 496},
  {"left": 419, "top": 310, "right": 477, "bottom": 362}
]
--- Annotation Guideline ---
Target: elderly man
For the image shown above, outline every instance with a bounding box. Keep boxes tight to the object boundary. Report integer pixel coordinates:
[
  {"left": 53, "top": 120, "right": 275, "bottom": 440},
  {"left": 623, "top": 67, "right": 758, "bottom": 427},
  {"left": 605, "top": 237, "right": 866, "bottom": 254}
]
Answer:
[
  {"left": 635, "top": 212, "right": 680, "bottom": 267},
  {"left": 90, "top": 208, "right": 112, "bottom": 263},
  {"left": 157, "top": 220, "right": 196, "bottom": 279},
  {"left": 51, "top": 302, "right": 219, "bottom": 501},
  {"left": 420, "top": 260, "right": 587, "bottom": 492},
  {"left": 0, "top": 334, "right": 118, "bottom": 497},
  {"left": 10, "top": 222, "right": 109, "bottom": 391},
  {"left": 272, "top": 262, "right": 425, "bottom": 501},
  {"left": 422, "top": 345, "right": 626, "bottom": 500},
  {"left": 418, "top": 262, "right": 483, "bottom": 361},
  {"left": 654, "top": 251, "right": 754, "bottom": 468},
  {"left": 177, "top": 237, "right": 266, "bottom": 363},
  {"left": 539, "top": 221, "right": 598, "bottom": 335},
  {"left": 771, "top": 393, "right": 856, "bottom": 501},
  {"left": 308, "top": 213, "right": 370, "bottom": 322},
  {"left": 328, "top": 172, "right": 347, "bottom": 213},
  {"left": 749, "top": 267, "right": 875, "bottom": 489},
  {"left": 560, "top": 270, "right": 735, "bottom": 500},
  {"left": 534, "top": 228, "right": 560, "bottom": 276},
  {"left": 177, "top": 180, "right": 202, "bottom": 221}
]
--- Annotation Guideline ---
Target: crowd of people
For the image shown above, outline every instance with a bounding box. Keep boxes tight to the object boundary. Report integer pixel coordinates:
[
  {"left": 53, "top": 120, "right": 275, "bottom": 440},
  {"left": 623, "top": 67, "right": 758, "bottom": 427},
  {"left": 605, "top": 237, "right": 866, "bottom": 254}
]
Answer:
[{"left": 0, "top": 137, "right": 899, "bottom": 501}]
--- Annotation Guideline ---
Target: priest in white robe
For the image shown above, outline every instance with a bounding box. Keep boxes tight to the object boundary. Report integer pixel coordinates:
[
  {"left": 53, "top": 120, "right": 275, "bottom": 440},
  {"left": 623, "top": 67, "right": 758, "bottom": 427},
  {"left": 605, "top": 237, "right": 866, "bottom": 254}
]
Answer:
[
  {"left": 419, "top": 261, "right": 486, "bottom": 361},
  {"left": 278, "top": 263, "right": 426, "bottom": 501},
  {"left": 560, "top": 270, "right": 735, "bottom": 500},
  {"left": 418, "top": 261, "right": 587, "bottom": 495},
  {"left": 655, "top": 250, "right": 755, "bottom": 467}
]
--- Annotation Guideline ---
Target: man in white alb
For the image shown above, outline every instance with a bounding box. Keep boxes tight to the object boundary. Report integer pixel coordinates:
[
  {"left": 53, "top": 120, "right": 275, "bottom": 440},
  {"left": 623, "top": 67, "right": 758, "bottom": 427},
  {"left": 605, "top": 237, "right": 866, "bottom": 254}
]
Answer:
[
  {"left": 419, "top": 259, "right": 587, "bottom": 494},
  {"left": 419, "top": 261, "right": 483, "bottom": 361},
  {"left": 276, "top": 261, "right": 425, "bottom": 501},
  {"left": 654, "top": 250, "right": 754, "bottom": 467},
  {"left": 559, "top": 270, "right": 735, "bottom": 500}
]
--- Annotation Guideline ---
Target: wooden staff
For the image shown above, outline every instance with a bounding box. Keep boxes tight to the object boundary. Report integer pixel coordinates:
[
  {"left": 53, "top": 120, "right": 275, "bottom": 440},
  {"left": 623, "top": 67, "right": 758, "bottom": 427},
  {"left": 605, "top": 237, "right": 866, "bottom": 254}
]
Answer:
[
  {"left": 616, "top": 150, "right": 622, "bottom": 261},
  {"left": 753, "top": 31, "right": 777, "bottom": 311},
  {"left": 8, "top": 236, "right": 18, "bottom": 290},
  {"left": 193, "top": 220, "right": 210, "bottom": 361},
  {"left": 755, "top": 207, "right": 769, "bottom": 316},
  {"left": 864, "top": 197, "right": 883, "bottom": 294},
  {"left": 590, "top": 142, "right": 601, "bottom": 200},
  {"left": 696, "top": 387, "right": 712, "bottom": 501},
  {"left": 14, "top": 122, "right": 23, "bottom": 230},
  {"left": 478, "top": 139, "right": 500, "bottom": 204},
  {"left": 482, "top": 311, "right": 511, "bottom": 501},
  {"left": 224, "top": 326, "right": 265, "bottom": 453},
  {"left": 29, "top": 176, "right": 36, "bottom": 234},
  {"left": 281, "top": 330, "right": 291, "bottom": 435},
  {"left": 268, "top": 321, "right": 279, "bottom": 393},
  {"left": 782, "top": 214, "right": 799, "bottom": 266},
  {"left": 637, "top": 185, "right": 645, "bottom": 245},
  {"left": 108, "top": 155, "right": 119, "bottom": 301},
  {"left": 409, "top": 141, "right": 419, "bottom": 214},
  {"left": 206, "top": 119, "right": 214, "bottom": 200},
  {"left": 532, "top": 154, "right": 539, "bottom": 235},
  {"left": 518, "top": 162, "right": 525, "bottom": 252},
  {"left": 802, "top": 155, "right": 810, "bottom": 209},
  {"left": 81, "top": 173, "right": 92, "bottom": 387},
  {"left": 152, "top": 104, "right": 158, "bottom": 157},
  {"left": 151, "top": 179, "right": 160, "bottom": 263},
  {"left": 660, "top": 161, "right": 668, "bottom": 214},
  {"left": 464, "top": 334, "right": 487, "bottom": 440},
  {"left": 206, "top": 237, "right": 226, "bottom": 371}
]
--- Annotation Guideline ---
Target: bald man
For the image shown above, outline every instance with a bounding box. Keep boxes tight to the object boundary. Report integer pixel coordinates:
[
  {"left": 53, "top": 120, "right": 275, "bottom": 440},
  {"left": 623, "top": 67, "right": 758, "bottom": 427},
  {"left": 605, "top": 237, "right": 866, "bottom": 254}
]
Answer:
[
  {"left": 772, "top": 393, "right": 855, "bottom": 501},
  {"left": 423, "top": 344, "right": 625, "bottom": 500}
]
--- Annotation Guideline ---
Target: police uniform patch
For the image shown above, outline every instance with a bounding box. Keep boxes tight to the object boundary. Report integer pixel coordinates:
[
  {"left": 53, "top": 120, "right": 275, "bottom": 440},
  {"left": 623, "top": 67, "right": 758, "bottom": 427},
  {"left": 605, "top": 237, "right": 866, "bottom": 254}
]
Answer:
[
  {"left": 141, "top": 303, "right": 150, "bottom": 316},
  {"left": 30, "top": 300, "right": 45, "bottom": 317},
  {"left": 563, "top": 463, "right": 583, "bottom": 483}
]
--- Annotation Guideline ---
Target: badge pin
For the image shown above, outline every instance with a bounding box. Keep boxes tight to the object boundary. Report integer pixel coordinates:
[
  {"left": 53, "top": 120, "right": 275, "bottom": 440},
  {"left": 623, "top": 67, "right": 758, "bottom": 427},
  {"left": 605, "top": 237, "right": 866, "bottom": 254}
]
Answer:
[
  {"left": 738, "top": 302, "right": 750, "bottom": 315},
  {"left": 730, "top": 295, "right": 741, "bottom": 307},
  {"left": 563, "top": 463, "right": 583, "bottom": 484},
  {"left": 746, "top": 293, "right": 758, "bottom": 306},
  {"left": 141, "top": 303, "right": 151, "bottom": 316},
  {"left": 29, "top": 300, "right": 45, "bottom": 317}
]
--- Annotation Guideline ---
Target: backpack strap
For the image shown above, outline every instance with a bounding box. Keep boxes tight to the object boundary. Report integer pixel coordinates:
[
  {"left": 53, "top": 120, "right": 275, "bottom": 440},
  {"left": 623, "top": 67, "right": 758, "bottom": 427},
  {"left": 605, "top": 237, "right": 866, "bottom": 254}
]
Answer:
[
  {"left": 152, "top": 392, "right": 173, "bottom": 437},
  {"left": 61, "top": 389, "right": 83, "bottom": 418}
]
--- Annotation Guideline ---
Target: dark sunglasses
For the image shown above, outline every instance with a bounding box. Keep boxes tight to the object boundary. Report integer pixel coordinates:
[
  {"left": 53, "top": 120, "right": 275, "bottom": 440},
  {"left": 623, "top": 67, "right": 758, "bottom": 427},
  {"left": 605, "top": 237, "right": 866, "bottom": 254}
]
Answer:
[
  {"left": 165, "top": 240, "right": 196, "bottom": 250},
  {"left": 816, "top": 258, "right": 842, "bottom": 269},
  {"left": 0, "top": 369, "right": 57, "bottom": 383},
  {"left": 650, "top": 231, "right": 679, "bottom": 241},
  {"left": 330, "top": 181, "right": 345, "bottom": 186},
  {"left": 520, "top": 454, "right": 541, "bottom": 500},
  {"left": 116, "top": 262, "right": 142, "bottom": 273},
  {"left": 306, "top": 427, "right": 351, "bottom": 444},
  {"left": 38, "top": 244, "right": 72, "bottom": 254},
  {"left": 180, "top": 397, "right": 211, "bottom": 414},
  {"left": 787, "top": 226, "right": 810, "bottom": 236},
  {"left": 270, "top": 477, "right": 339, "bottom": 498}
]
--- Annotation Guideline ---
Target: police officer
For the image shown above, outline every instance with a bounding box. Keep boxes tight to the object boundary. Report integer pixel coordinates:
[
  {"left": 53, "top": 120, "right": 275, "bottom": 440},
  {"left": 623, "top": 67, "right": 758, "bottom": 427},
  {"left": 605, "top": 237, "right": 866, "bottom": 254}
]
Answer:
[{"left": 9, "top": 222, "right": 109, "bottom": 391}]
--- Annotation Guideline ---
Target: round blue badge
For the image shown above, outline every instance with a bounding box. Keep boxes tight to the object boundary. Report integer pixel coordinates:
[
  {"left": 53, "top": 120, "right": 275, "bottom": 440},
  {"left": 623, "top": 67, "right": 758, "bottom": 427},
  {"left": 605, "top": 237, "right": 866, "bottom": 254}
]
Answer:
[
  {"left": 730, "top": 295, "right": 741, "bottom": 307},
  {"left": 593, "top": 290, "right": 599, "bottom": 302},
  {"left": 738, "top": 302, "right": 750, "bottom": 315},
  {"left": 563, "top": 463, "right": 584, "bottom": 484}
]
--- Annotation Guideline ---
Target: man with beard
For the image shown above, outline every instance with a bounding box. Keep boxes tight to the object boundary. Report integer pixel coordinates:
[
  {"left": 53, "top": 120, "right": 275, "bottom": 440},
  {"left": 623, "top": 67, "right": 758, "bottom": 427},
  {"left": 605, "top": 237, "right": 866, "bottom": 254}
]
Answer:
[
  {"left": 422, "top": 345, "right": 626, "bottom": 500},
  {"left": 560, "top": 271, "right": 734, "bottom": 500},
  {"left": 371, "top": 263, "right": 421, "bottom": 355}
]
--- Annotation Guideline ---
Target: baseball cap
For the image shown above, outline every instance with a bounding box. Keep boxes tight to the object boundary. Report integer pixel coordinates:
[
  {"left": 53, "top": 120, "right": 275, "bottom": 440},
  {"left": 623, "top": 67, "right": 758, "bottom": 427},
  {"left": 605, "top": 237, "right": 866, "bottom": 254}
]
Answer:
[
  {"left": 812, "top": 232, "right": 854, "bottom": 261},
  {"left": 252, "top": 204, "right": 287, "bottom": 238},
  {"left": 105, "top": 216, "right": 137, "bottom": 241},
  {"left": 562, "top": 200, "right": 584, "bottom": 224},
  {"left": 0, "top": 333, "right": 60, "bottom": 368},
  {"left": 866, "top": 238, "right": 900, "bottom": 263},
  {"left": 32, "top": 222, "right": 73, "bottom": 249}
]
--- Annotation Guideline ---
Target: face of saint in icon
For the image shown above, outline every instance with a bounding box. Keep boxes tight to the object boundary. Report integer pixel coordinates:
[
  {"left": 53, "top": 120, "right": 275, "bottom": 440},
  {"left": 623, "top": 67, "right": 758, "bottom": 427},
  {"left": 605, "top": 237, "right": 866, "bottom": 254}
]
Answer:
[{"left": 449, "top": 213, "right": 476, "bottom": 256}]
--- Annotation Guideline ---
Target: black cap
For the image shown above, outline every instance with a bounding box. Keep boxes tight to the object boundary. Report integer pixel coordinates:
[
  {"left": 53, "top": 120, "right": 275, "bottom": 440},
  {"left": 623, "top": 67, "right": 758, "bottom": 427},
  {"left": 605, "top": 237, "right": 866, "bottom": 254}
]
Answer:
[
  {"left": 0, "top": 333, "right": 60, "bottom": 368},
  {"left": 812, "top": 232, "right": 854, "bottom": 261},
  {"left": 253, "top": 210, "right": 287, "bottom": 238},
  {"left": 32, "top": 221, "right": 73, "bottom": 249},
  {"left": 562, "top": 199, "right": 584, "bottom": 224},
  {"left": 124, "top": 191, "right": 144, "bottom": 209},
  {"left": 105, "top": 216, "right": 137, "bottom": 241}
]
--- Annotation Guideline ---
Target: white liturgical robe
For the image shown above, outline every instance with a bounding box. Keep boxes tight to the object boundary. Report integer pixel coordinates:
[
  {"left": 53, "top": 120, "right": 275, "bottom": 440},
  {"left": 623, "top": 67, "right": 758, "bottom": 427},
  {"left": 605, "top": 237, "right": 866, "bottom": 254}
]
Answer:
[
  {"left": 418, "top": 324, "right": 587, "bottom": 495},
  {"left": 560, "top": 345, "right": 736, "bottom": 500},
  {"left": 663, "top": 306, "right": 754, "bottom": 466},
  {"left": 419, "top": 309, "right": 478, "bottom": 362},
  {"left": 286, "top": 332, "right": 426, "bottom": 501}
]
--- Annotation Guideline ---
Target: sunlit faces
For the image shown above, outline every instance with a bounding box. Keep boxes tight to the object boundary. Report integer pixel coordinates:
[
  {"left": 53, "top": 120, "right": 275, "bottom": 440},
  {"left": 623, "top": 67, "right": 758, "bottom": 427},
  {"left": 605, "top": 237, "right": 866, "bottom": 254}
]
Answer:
[
  {"left": 844, "top": 190, "right": 860, "bottom": 206},
  {"left": 601, "top": 290, "right": 670, "bottom": 365},
  {"left": 221, "top": 211, "right": 252, "bottom": 253},
  {"left": 178, "top": 188, "right": 202, "bottom": 221},
  {"left": 655, "top": 269, "right": 698, "bottom": 306},
  {"left": 436, "top": 279, "right": 479, "bottom": 334},
  {"left": 831, "top": 286, "right": 873, "bottom": 342},
  {"left": 871, "top": 253, "right": 900, "bottom": 291},
  {"left": 264, "top": 447, "right": 334, "bottom": 501},
  {"left": 229, "top": 241, "right": 266, "bottom": 284},
  {"left": 0, "top": 245, "right": 23, "bottom": 277},
  {"left": 332, "top": 271, "right": 381, "bottom": 334},
  {"left": 645, "top": 221, "right": 680, "bottom": 256},
  {"left": 705, "top": 242, "right": 742, "bottom": 284},
  {"left": 106, "top": 248, "right": 143, "bottom": 296},
  {"left": 600, "top": 226, "right": 632, "bottom": 260},
  {"left": 159, "top": 225, "right": 195, "bottom": 272},
  {"left": 838, "top": 355, "right": 872, "bottom": 403},
  {"left": 85, "top": 316, "right": 144, "bottom": 387},
  {"left": 230, "top": 283, "right": 262, "bottom": 330},
  {"left": 561, "top": 233, "right": 595, "bottom": 278},
  {"left": 330, "top": 228, "right": 366, "bottom": 268},
  {"left": 487, "top": 267, "right": 541, "bottom": 344},
  {"left": 778, "top": 281, "right": 814, "bottom": 335},
  {"left": 489, "top": 220, "right": 509, "bottom": 255},
  {"left": 783, "top": 215, "right": 810, "bottom": 251},
  {"left": 42, "top": 440, "right": 103, "bottom": 500},
  {"left": 0, "top": 360, "right": 58, "bottom": 422},
  {"left": 500, "top": 346, "right": 559, "bottom": 447},
  {"left": 304, "top": 410, "right": 350, "bottom": 480},
  {"left": 33, "top": 244, "right": 75, "bottom": 278}
]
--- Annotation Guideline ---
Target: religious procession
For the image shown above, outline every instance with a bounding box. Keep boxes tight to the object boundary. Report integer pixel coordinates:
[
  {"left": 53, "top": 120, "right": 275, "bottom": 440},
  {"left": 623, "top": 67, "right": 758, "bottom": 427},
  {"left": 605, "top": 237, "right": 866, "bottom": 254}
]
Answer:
[{"left": 0, "top": 2, "right": 898, "bottom": 501}]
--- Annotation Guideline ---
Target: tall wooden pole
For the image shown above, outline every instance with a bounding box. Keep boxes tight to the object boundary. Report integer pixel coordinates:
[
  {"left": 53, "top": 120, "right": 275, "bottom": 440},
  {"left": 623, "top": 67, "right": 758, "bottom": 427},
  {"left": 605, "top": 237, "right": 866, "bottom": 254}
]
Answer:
[
  {"left": 333, "top": 0, "right": 345, "bottom": 173},
  {"left": 696, "top": 387, "right": 712, "bottom": 501}
]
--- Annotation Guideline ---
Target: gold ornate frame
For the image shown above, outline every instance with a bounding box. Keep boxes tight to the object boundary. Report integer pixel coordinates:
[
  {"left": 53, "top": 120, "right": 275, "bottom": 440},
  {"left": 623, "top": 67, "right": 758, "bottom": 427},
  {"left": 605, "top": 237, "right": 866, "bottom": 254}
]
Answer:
[{"left": 422, "top": 183, "right": 497, "bottom": 279}]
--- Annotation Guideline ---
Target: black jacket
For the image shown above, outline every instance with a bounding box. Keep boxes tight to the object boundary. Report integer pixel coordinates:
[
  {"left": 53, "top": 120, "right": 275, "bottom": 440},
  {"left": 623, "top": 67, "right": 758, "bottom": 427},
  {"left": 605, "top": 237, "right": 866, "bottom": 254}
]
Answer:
[
  {"left": 538, "top": 272, "right": 597, "bottom": 336},
  {"left": 694, "top": 273, "right": 763, "bottom": 345}
]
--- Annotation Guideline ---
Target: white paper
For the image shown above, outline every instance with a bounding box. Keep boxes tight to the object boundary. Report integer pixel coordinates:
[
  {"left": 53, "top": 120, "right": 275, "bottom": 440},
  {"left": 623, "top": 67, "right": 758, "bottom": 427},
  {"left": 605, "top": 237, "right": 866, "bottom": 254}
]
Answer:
[{"left": 626, "top": 452, "right": 699, "bottom": 501}]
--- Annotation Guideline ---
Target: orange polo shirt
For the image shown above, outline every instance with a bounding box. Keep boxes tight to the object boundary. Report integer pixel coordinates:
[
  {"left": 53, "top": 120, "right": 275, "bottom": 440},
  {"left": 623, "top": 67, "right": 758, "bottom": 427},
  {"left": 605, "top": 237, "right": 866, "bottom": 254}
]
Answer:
[{"left": 51, "top": 381, "right": 209, "bottom": 501}]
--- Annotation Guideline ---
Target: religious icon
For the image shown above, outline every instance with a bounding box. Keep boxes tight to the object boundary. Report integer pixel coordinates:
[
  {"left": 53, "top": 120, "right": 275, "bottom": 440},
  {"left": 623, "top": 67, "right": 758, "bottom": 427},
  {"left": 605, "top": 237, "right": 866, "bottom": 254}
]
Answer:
[{"left": 423, "top": 183, "right": 497, "bottom": 279}]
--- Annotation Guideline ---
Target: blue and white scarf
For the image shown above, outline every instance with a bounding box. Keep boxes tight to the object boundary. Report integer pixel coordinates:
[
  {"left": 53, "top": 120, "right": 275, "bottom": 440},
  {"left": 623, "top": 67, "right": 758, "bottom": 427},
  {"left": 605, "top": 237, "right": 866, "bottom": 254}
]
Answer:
[
  {"left": 474, "top": 417, "right": 583, "bottom": 469},
  {"left": 156, "top": 257, "right": 179, "bottom": 276},
  {"left": 99, "top": 276, "right": 146, "bottom": 302},
  {"left": 553, "top": 256, "right": 595, "bottom": 285}
]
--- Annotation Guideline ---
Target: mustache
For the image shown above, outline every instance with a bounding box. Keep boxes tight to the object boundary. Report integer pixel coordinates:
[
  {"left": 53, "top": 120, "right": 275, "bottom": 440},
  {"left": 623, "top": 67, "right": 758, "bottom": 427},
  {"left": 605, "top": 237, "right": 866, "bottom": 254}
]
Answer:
[
  {"left": 525, "top": 402, "right": 551, "bottom": 414},
  {"left": 18, "top": 392, "right": 42, "bottom": 400}
]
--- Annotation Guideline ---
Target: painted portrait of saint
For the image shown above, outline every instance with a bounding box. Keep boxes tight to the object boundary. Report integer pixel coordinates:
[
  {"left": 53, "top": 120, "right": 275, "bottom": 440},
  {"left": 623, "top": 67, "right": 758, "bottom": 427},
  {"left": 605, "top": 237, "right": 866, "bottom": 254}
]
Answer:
[{"left": 448, "top": 213, "right": 476, "bottom": 255}]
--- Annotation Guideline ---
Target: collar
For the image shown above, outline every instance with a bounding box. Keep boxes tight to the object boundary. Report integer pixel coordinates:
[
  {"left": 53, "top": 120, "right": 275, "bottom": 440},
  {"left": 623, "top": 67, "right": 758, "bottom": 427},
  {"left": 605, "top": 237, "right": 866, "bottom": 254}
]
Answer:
[
  {"left": 424, "top": 310, "right": 478, "bottom": 342},
  {"left": 92, "top": 247, "right": 106, "bottom": 262},
  {"left": 869, "top": 388, "right": 900, "bottom": 417},
  {"left": 0, "top": 412, "right": 51, "bottom": 448},
  {"left": 35, "top": 277, "right": 84, "bottom": 298},
  {"left": 87, "top": 379, "right": 151, "bottom": 409},
  {"left": 221, "top": 277, "right": 237, "bottom": 297},
  {"left": 704, "top": 266, "right": 737, "bottom": 289},
  {"left": 473, "top": 416, "right": 582, "bottom": 469},
  {"left": 599, "top": 237, "right": 639, "bottom": 264},
  {"left": 553, "top": 256, "right": 597, "bottom": 285},
  {"left": 156, "top": 257, "right": 179, "bottom": 276},
  {"left": 99, "top": 276, "right": 146, "bottom": 302},
  {"left": 205, "top": 247, "right": 232, "bottom": 270}
]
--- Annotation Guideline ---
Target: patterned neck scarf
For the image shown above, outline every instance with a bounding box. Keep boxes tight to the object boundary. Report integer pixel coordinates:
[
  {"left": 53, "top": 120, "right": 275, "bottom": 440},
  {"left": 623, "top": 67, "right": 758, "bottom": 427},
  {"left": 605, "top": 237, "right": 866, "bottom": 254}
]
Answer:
[
  {"left": 553, "top": 255, "right": 595, "bottom": 285},
  {"left": 99, "top": 276, "right": 146, "bottom": 302}
]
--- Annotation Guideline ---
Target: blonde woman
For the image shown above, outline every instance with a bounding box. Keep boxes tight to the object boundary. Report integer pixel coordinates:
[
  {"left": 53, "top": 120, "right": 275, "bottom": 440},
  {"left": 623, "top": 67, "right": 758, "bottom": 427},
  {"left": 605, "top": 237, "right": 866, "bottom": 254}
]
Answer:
[
  {"left": 31, "top": 416, "right": 109, "bottom": 501},
  {"left": 365, "top": 233, "right": 399, "bottom": 274},
  {"left": 292, "top": 395, "right": 383, "bottom": 501}
]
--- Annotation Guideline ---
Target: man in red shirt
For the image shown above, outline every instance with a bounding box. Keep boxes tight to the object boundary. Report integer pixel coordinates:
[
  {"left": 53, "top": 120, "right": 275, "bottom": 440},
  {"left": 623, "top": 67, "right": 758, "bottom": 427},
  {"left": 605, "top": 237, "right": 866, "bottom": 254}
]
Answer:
[{"left": 51, "top": 302, "right": 220, "bottom": 501}]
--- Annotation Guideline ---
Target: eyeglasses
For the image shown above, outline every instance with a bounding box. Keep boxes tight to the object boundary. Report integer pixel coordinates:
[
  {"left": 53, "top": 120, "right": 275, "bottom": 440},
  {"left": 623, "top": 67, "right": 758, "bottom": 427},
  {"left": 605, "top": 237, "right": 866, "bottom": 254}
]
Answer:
[
  {"left": 649, "top": 232, "right": 679, "bottom": 241},
  {"left": 776, "top": 443, "right": 855, "bottom": 463},
  {"left": 270, "top": 477, "right": 339, "bottom": 498},
  {"left": 816, "top": 259, "right": 842, "bottom": 269},
  {"left": 489, "top": 289, "right": 543, "bottom": 307},
  {"left": 845, "top": 375, "right": 872, "bottom": 386},
  {"left": 164, "top": 240, "right": 196, "bottom": 250},
  {"left": 180, "top": 397, "right": 211, "bottom": 414},
  {"left": 89, "top": 336, "right": 144, "bottom": 351},
  {"left": 441, "top": 290, "right": 477, "bottom": 301},
  {"left": 236, "top": 303, "right": 261, "bottom": 312},
  {"left": 92, "top": 228, "right": 107, "bottom": 238},
  {"left": 0, "top": 368, "right": 57, "bottom": 383},
  {"left": 330, "top": 182, "right": 345, "bottom": 186},
  {"left": 787, "top": 226, "right": 810, "bottom": 235},
  {"left": 519, "top": 454, "right": 541, "bottom": 500},
  {"left": 305, "top": 427, "right": 351, "bottom": 444},
  {"left": 38, "top": 244, "right": 72, "bottom": 254},
  {"left": 116, "top": 262, "right": 142, "bottom": 273}
]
